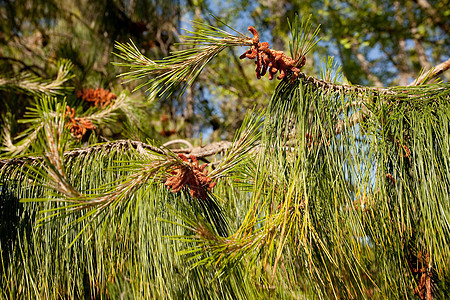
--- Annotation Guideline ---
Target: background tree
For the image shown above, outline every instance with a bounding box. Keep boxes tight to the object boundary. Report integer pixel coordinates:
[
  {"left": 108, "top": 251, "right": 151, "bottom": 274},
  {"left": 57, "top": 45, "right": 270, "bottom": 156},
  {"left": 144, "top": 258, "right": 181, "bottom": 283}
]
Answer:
[{"left": 1, "top": 0, "right": 187, "bottom": 141}]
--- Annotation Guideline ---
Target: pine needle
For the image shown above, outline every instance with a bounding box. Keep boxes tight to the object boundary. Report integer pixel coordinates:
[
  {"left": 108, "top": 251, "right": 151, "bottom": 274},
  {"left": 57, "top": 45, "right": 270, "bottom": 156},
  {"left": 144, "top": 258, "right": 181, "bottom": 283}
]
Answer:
[{"left": 113, "top": 18, "right": 253, "bottom": 102}]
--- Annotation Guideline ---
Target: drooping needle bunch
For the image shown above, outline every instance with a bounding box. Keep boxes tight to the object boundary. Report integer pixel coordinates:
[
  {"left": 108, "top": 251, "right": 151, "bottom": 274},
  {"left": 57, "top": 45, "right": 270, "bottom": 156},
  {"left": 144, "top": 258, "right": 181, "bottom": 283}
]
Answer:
[{"left": 240, "top": 26, "right": 306, "bottom": 82}]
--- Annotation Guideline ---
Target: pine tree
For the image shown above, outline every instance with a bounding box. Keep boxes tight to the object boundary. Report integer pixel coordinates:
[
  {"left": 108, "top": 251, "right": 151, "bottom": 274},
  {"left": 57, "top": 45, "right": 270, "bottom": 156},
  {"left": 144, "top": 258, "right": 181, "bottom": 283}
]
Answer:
[{"left": 1, "top": 15, "right": 449, "bottom": 299}]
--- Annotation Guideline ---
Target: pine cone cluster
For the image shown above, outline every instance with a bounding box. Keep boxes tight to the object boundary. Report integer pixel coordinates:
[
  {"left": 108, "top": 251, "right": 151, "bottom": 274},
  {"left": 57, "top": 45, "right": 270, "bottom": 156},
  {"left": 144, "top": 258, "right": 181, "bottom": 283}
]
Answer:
[
  {"left": 240, "top": 26, "right": 306, "bottom": 82},
  {"left": 76, "top": 88, "right": 116, "bottom": 108},
  {"left": 65, "top": 106, "right": 96, "bottom": 141},
  {"left": 160, "top": 129, "right": 176, "bottom": 137},
  {"left": 395, "top": 140, "right": 411, "bottom": 158},
  {"left": 408, "top": 252, "right": 433, "bottom": 300},
  {"left": 165, "top": 154, "right": 216, "bottom": 200},
  {"left": 160, "top": 114, "right": 177, "bottom": 137},
  {"left": 385, "top": 173, "right": 396, "bottom": 186}
]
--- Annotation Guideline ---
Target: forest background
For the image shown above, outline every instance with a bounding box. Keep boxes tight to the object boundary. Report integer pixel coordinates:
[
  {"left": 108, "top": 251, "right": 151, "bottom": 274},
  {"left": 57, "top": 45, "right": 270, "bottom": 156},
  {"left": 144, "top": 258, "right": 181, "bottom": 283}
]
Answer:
[{"left": 1, "top": 0, "right": 448, "bottom": 143}]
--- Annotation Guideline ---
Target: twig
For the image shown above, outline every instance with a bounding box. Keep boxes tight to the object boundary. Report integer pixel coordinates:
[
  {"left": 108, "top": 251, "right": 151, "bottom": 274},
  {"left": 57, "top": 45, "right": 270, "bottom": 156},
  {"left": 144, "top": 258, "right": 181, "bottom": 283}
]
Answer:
[
  {"left": 163, "top": 139, "right": 194, "bottom": 152},
  {"left": 296, "top": 71, "right": 393, "bottom": 97},
  {"left": 0, "top": 140, "right": 233, "bottom": 168},
  {"left": 189, "top": 141, "right": 232, "bottom": 157},
  {"left": 410, "top": 58, "right": 450, "bottom": 86}
]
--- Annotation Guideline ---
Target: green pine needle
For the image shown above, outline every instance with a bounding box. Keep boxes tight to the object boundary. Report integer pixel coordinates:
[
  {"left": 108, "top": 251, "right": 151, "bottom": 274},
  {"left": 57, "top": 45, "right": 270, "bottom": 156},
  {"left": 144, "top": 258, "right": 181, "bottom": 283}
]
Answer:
[
  {"left": 113, "top": 18, "right": 252, "bottom": 102},
  {"left": 288, "top": 14, "right": 321, "bottom": 65},
  {"left": 0, "top": 59, "right": 74, "bottom": 96}
]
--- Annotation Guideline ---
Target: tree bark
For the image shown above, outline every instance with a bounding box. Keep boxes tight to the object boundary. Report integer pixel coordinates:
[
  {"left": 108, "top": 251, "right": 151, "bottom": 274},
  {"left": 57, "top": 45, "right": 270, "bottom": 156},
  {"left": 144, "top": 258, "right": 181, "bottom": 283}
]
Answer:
[
  {"left": 410, "top": 58, "right": 450, "bottom": 85},
  {"left": 394, "top": 1, "right": 414, "bottom": 86},
  {"left": 413, "top": 0, "right": 450, "bottom": 35},
  {"left": 350, "top": 39, "right": 384, "bottom": 87},
  {"left": 406, "top": 1, "right": 433, "bottom": 71}
]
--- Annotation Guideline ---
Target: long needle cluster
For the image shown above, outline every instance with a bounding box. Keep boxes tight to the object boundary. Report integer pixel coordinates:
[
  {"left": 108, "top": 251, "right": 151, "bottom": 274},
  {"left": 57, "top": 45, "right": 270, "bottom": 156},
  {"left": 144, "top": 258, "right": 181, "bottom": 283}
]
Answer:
[
  {"left": 0, "top": 59, "right": 74, "bottom": 96},
  {"left": 114, "top": 20, "right": 253, "bottom": 101}
]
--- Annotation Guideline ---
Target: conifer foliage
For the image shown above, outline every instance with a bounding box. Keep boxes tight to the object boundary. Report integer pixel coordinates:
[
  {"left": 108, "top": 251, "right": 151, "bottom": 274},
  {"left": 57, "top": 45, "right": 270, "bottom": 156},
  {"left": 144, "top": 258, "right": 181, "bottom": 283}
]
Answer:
[{"left": 1, "top": 15, "right": 449, "bottom": 299}]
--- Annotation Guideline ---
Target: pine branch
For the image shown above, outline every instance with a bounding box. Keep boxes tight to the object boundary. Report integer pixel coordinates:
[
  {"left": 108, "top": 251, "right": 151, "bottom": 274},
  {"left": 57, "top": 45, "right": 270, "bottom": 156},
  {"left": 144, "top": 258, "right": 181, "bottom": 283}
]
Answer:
[
  {"left": 113, "top": 15, "right": 433, "bottom": 104},
  {"left": 0, "top": 140, "right": 233, "bottom": 168},
  {"left": 0, "top": 59, "right": 74, "bottom": 96},
  {"left": 163, "top": 139, "right": 194, "bottom": 151},
  {"left": 410, "top": 58, "right": 450, "bottom": 86},
  {"left": 30, "top": 97, "right": 81, "bottom": 198},
  {"left": 296, "top": 71, "right": 391, "bottom": 95},
  {"left": 1, "top": 91, "right": 133, "bottom": 155},
  {"left": 1, "top": 111, "right": 44, "bottom": 155},
  {"left": 113, "top": 19, "right": 253, "bottom": 101},
  {"left": 1, "top": 111, "right": 261, "bottom": 223}
]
